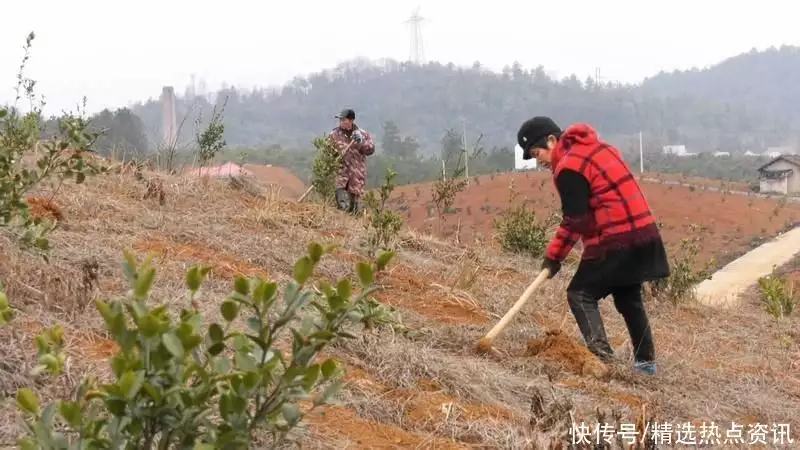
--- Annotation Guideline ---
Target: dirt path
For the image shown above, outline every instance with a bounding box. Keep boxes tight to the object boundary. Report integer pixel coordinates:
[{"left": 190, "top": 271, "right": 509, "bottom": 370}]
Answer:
[{"left": 694, "top": 226, "right": 800, "bottom": 306}]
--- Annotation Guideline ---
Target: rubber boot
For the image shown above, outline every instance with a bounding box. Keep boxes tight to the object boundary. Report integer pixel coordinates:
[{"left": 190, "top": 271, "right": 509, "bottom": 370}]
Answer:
[
  {"left": 348, "top": 193, "right": 362, "bottom": 215},
  {"left": 335, "top": 188, "right": 351, "bottom": 211},
  {"left": 567, "top": 290, "right": 615, "bottom": 362}
]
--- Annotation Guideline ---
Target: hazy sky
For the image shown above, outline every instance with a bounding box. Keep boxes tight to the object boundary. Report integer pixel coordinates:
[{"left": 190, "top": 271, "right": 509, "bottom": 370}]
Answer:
[{"left": 1, "top": 0, "right": 796, "bottom": 115}]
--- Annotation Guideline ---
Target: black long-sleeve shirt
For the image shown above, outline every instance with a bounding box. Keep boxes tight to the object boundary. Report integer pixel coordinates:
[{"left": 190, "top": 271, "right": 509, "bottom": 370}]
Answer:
[{"left": 554, "top": 169, "right": 593, "bottom": 234}]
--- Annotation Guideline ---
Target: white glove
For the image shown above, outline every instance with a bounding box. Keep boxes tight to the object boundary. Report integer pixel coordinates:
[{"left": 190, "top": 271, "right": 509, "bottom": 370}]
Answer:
[{"left": 353, "top": 130, "right": 364, "bottom": 143}]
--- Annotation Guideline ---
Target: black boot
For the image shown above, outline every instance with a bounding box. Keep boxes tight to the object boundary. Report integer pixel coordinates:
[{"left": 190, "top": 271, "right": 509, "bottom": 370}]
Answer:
[
  {"left": 348, "top": 194, "right": 362, "bottom": 215},
  {"left": 335, "top": 189, "right": 350, "bottom": 211},
  {"left": 567, "top": 290, "right": 614, "bottom": 362}
]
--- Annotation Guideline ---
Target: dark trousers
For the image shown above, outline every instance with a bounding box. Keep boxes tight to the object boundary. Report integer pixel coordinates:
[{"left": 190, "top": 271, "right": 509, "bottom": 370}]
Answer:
[{"left": 566, "top": 283, "right": 655, "bottom": 363}]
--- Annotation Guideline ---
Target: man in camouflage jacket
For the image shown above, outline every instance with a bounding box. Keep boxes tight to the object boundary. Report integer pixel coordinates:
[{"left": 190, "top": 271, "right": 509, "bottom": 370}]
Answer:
[{"left": 327, "top": 108, "right": 376, "bottom": 213}]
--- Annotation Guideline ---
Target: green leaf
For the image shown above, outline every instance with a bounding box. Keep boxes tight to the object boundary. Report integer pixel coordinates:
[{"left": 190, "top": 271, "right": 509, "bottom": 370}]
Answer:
[
  {"left": 376, "top": 251, "right": 395, "bottom": 271},
  {"left": 356, "top": 262, "right": 374, "bottom": 287},
  {"left": 293, "top": 256, "right": 314, "bottom": 285},
  {"left": 186, "top": 266, "right": 204, "bottom": 291},
  {"left": 134, "top": 266, "right": 156, "bottom": 299},
  {"left": 18, "top": 438, "right": 37, "bottom": 450},
  {"left": 303, "top": 364, "right": 321, "bottom": 390},
  {"left": 105, "top": 398, "right": 126, "bottom": 416},
  {"left": 58, "top": 401, "right": 82, "bottom": 427},
  {"left": 234, "top": 276, "right": 250, "bottom": 296},
  {"left": 336, "top": 279, "right": 352, "bottom": 300},
  {"left": 208, "top": 323, "right": 224, "bottom": 343},
  {"left": 281, "top": 402, "right": 302, "bottom": 424},
  {"left": 119, "top": 370, "right": 145, "bottom": 400},
  {"left": 246, "top": 316, "right": 261, "bottom": 333},
  {"left": 221, "top": 300, "right": 239, "bottom": 322},
  {"left": 321, "top": 359, "right": 338, "bottom": 378},
  {"left": 208, "top": 342, "right": 226, "bottom": 356},
  {"left": 314, "top": 378, "right": 344, "bottom": 406},
  {"left": 162, "top": 332, "right": 185, "bottom": 359},
  {"left": 308, "top": 242, "right": 324, "bottom": 263},
  {"left": 137, "top": 314, "right": 161, "bottom": 337},
  {"left": 17, "top": 388, "right": 40, "bottom": 415},
  {"left": 235, "top": 351, "right": 257, "bottom": 372}
]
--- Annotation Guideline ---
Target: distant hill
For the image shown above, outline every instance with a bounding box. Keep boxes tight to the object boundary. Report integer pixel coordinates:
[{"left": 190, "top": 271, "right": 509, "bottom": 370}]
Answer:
[
  {"left": 640, "top": 45, "right": 800, "bottom": 134},
  {"left": 129, "top": 47, "right": 800, "bottom": 156}
]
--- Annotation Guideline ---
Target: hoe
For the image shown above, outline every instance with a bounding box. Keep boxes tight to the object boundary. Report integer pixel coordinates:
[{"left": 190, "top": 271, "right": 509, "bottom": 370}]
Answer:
[{"left": 476, "top": 268, "right": 550, "bottom": 357}]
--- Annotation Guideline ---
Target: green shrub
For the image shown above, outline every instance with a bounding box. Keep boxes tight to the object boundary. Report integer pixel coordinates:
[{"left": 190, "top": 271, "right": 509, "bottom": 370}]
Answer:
[
  {"left": 15, "top": 242, "right": 395, "bottom": 449},
  {"left": 363, "top": 168, "right": 404, "bottom": 256},
  {"left": 646, "top": 238, "right": 712, "bottom": 305},
  {"left": 1, "top": 32, "right": 103, "bottom": 254},
  {"left": 757, "top": 268, "right": 796, "bottom": 320},
  {"left": 309, "top": 137, "right": 342, "bottom": 205},
  {"left": 493, "top": 202, "right": 557, "bottom": 259}
]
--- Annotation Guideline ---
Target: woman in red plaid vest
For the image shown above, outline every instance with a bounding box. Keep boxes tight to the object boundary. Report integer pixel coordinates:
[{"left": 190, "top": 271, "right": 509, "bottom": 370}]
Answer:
[{"left": 517, "top": 116, "right": 670, "bottom": 376}]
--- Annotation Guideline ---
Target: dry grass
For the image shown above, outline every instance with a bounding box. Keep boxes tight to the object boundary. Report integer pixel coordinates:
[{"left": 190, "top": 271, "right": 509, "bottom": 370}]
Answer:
[{"left": 0, "top": 168, "right": 798, "bottom": 448}]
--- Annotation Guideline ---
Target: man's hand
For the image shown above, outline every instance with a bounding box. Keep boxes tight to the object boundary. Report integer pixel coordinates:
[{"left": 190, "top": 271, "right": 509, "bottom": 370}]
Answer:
[
  {"left": 541, "top": 257, "right": 561, "bottom": 278},
  {"left": 352, "top": 130, "right": 364, "bottom": 143}
]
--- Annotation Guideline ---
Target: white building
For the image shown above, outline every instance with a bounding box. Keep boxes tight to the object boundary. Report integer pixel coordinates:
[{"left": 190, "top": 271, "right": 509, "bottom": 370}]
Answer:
[
  {"left": 663, "top": 145, "right": 687, "bottom": 156},
  {"left": 757, "top": 155, "right": 800, "bottom": 195},
  {"left": 766, "top": 146, "right": 795, "bottom": 156},
  {"left": 713, "top": 151, "right": 731, "bottom": 157},
  {"left": 514, "top": 144, "right": 538, "bottom": 170}
]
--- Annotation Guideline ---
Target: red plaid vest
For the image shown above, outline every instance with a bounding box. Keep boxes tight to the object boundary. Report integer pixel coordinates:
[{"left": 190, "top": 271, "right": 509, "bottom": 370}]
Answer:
[{"left": 546, "top": 137, "right": 659, "bottom": 262}]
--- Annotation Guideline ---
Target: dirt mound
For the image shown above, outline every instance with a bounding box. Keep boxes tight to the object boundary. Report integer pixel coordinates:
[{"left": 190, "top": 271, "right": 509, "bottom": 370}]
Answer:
[
  {"left": 526, "top": 329, "right": 609, "bottom": 379},
  {"left": 241, "top": 163, "right": 306, "bottom": 199},
  {"left": 26, "top": 196, "right": 64, "bottom": 222},
  {"left": 374, "top": 264, "right": 489, "bottom": 324}
]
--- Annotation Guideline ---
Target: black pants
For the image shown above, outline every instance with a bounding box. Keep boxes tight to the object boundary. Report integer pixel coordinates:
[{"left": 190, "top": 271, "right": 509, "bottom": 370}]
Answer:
[{"left": 566, "top": 283, "right": 655, "bottom": 363}]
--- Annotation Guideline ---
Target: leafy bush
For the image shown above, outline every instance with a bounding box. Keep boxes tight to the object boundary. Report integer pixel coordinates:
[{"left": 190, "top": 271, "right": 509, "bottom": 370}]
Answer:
[
  {"left": 195, "top": 99, "right": 227, "bottom": 168},
  {"left": 16, "top": 242, "right": 395, "bottom": 449},
  {"left": 494, "top": 203, "right": 558, "bottom": 259},
  {"left": 646, "top": 237, "right": 712, "bottom": 305},
  {"left": 1, "top": 32, "right": 104, "bottom": 253},
  {"left": 363, "top": 168, "right": 404, "bottom": 256},
  {"left": 493, "top": 180, "right": 559, "bottom": 259},
  {"left": 757, "top": 268, "right": 796, "bottom": 320},
  {"left": 309, "top": 137, "right": 342, "bottom": 205}
]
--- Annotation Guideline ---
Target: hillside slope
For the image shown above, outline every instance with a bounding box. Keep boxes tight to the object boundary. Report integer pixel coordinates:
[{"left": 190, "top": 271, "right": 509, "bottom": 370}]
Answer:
[
  {"left": 389, "top": 170, "right": 800, "bottom": 270},
  {"left": 0, "top": 170, "right": 798, "bottom": 447}
]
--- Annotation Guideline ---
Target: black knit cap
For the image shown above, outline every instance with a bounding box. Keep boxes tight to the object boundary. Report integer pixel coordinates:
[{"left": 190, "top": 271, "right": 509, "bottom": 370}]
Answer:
[
  {"left": 517, "top": 116, "right": 562, "bottom": 160},
  {"left": 335, "top": 108, "right": 356, "bottom": 120}
]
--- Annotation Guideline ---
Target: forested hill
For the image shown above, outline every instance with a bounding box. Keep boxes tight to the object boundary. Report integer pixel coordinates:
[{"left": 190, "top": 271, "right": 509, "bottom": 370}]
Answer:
[
  {"left": 129, "top": 47, "right": 800, "bottom": 155},
  {"left": 640, "top": 45, "right": 800, "bottom": 131}
]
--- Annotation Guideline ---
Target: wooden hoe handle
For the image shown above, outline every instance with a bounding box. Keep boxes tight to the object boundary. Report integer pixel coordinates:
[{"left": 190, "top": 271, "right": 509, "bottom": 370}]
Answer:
[{"left": 482, "top": 268, "right": 550, "bottom": 342}]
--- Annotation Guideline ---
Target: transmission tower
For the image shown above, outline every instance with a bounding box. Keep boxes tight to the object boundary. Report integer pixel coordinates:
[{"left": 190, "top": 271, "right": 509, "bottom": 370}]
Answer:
[{"left": 404, "top": 7, "right": 427, "bottom": 64}]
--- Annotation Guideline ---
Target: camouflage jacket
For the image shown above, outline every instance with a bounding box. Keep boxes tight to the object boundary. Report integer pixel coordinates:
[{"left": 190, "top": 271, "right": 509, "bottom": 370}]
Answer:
[{"left": 327, "top": 125, "right": 375, "bottom": 197}]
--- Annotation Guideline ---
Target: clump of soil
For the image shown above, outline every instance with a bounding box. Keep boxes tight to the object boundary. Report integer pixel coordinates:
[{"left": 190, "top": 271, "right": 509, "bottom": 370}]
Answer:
[
  {"left": 526, "top": 329, "right": 609, "bottom": 379},
  {"left": 26, "top": 196, "right": 64, "bottom": 222}
]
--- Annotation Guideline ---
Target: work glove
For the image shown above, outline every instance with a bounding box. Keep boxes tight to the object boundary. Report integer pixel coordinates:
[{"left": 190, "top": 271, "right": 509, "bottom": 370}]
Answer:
[
  {"left": 541, "top": 257, "right": 561, "bottom": 279},
  {"left": 352, "top": 130, "right": 363, "bottom": 143}
]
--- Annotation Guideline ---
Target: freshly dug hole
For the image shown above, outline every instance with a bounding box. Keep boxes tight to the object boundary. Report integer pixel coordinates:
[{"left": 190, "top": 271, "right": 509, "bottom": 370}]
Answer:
[{"left": 526, "top": 329, "right": 609, "bottom": 379}]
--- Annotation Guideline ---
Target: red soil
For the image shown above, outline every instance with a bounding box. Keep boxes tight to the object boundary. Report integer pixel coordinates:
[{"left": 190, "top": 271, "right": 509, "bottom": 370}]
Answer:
[
  {"left": 389, "top": 171, "right": 800, "bottom": 268},
  {"left": 241, "top": 163, "right": 307, "bottom": 199}
]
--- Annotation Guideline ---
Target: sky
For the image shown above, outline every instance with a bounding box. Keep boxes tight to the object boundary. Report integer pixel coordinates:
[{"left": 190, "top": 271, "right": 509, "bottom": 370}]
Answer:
[{"left": 1, "top": 0, "right": 798, "bottom": 116}]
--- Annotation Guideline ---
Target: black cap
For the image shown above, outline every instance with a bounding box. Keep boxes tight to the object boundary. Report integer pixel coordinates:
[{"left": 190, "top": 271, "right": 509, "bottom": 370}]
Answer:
[
  {"left": 517, "top": 116, "right": 562, "bottom": 160},
  {"left": 335, "top": 108, "right": 356, "bottom": 120}
]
